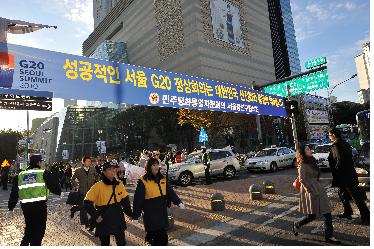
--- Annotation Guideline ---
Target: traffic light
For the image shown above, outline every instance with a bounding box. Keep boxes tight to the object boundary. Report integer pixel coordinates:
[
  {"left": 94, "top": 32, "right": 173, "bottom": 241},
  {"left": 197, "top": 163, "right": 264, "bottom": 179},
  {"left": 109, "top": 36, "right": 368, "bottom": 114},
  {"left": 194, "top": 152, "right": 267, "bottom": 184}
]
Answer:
[{"left": 285, "top": 99, "right": 299, "bottom": 116}]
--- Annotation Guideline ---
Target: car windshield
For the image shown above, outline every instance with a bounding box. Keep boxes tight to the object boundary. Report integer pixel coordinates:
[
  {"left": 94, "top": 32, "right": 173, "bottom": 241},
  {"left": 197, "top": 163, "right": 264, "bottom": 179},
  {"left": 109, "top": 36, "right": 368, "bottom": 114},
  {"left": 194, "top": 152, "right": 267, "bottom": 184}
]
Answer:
[
  {"left": 255, "top": 149, "right": 277, "bottom": 157},
  {"left": 314, "top": 145, "right": 331, "bottom": 153}
]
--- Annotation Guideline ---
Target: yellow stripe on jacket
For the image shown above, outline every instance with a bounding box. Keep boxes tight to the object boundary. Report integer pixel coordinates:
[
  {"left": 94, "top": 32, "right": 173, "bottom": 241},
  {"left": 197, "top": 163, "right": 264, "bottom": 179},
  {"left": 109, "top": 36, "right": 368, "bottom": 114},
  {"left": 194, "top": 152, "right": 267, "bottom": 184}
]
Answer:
[
  {"left": 140, "top": 176, "right": 166, "bottom": 200},
  {"left": 85, "top": 181, "right": 128, "bottom": 206}
]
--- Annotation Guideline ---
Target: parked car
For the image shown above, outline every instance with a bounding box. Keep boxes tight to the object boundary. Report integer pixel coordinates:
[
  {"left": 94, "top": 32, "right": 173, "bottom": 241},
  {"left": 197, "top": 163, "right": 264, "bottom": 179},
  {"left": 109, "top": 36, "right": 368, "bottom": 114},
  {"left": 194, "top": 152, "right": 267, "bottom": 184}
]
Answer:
[
  {"left": 313, "top": 143, "right": 359, "bottom": 170},
  {"left": 244, "top": 146, "right": 296, "bottom": 172},
  {"left": 168, "top": 148, "right": 240, "bottom": 187},
  {"left": 355, "top": 142, "right": 370, "bottom": 188}
]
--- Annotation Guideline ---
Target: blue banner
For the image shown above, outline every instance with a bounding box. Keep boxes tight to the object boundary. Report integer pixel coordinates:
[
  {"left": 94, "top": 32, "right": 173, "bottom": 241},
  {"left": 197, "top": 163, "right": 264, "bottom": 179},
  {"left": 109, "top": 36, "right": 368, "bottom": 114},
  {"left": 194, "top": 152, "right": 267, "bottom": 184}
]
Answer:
[{"left": 0, "top": 42, "right": 286, "bottom": 117}]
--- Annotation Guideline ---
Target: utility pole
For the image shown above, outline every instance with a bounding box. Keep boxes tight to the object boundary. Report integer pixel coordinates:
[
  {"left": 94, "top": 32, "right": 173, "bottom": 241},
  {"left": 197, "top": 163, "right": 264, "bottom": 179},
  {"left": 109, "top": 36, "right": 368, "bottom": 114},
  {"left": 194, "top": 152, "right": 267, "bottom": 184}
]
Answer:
[{"left": 286, "top": 86, "right": 298, "bottom": 150}]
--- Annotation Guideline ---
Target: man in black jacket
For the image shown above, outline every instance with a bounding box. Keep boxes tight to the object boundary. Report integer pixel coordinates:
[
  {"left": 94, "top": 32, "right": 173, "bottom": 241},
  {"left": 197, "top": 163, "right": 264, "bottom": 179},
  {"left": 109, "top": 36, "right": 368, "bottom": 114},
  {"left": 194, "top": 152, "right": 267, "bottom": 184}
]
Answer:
[
  {"left": 8, "top": 154, "right": 61, "bottom": 246},
  {"left": 328, "top": 128, "right": 370, "bottom": 225}
]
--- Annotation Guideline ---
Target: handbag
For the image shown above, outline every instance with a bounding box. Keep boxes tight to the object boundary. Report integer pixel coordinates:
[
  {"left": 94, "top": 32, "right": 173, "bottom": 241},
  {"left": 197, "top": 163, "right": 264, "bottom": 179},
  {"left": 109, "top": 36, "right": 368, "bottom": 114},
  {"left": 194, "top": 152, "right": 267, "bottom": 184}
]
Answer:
[
  {"left": 293, "top": 176, "right": 301, "bottom": 191},
  {"left": 66, "top": 191, "right": 81, "bottom": 205}
]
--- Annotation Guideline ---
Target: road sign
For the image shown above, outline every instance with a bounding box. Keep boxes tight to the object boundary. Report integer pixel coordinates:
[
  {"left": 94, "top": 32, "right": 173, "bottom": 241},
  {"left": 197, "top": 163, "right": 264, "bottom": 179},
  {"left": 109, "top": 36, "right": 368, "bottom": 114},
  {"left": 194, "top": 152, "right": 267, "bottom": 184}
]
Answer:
[
  {"left": 263, "top": 69, "right": 329, "bottom": 97},
  {"left": 305, "top": 57, "right": 327, "bottom": 69},
  {"left": 199, "top": 128, "right": 209, "bottom": 143},
  {"left": 0, "top": 94, "right": 52, "bottom": 111}
]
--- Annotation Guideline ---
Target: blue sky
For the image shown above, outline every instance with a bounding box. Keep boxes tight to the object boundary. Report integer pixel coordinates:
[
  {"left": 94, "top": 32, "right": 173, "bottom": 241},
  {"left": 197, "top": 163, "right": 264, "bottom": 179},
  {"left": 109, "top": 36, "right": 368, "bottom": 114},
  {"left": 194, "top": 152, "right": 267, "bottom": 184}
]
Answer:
[{"left": 0, "top": 0, "right": 370, "bottom": 130}]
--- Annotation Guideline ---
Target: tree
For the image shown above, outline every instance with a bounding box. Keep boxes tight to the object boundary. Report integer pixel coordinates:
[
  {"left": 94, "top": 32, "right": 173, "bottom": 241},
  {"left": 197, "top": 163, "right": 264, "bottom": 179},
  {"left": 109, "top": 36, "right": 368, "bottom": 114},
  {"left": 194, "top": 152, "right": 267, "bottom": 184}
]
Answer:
[
  {"left": 331, "top": 101, "right": 366, "bottom": 125},
  {"left": 0, "top": 129, "right": 24, "bottom": 162},
  {"left": 177, "top": 109, "right": 258, "bottom": 151}
]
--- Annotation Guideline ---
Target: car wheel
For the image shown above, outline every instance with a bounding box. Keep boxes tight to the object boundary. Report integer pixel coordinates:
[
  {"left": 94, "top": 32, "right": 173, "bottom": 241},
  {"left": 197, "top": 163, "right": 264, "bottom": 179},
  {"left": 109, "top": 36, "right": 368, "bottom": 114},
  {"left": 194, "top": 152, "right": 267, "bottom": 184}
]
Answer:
[
  {"left": 178, "top": 171, "right": 193, "bottom": 187},
  {"left": 224, "top": 166, "right": 236, "bottom": 179},
  {"left": 269, "top": 162, "right": 277, "bottom": 172}
]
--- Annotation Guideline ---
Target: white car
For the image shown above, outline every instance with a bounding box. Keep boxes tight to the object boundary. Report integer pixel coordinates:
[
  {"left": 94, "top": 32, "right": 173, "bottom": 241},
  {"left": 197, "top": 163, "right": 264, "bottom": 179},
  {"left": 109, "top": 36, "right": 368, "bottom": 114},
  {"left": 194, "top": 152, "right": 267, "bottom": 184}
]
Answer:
[
  {"left": 313, "top": 144, "right": 331, "bottom": 170},
  {"left": 168, "top": 148, "right": 241, "bottom": 186},
  {"left": 244, "top": 147, "right": 296, "bottom": 172},
  {"left": 313, "top": 144, "right": 358, "bottom": 170}
]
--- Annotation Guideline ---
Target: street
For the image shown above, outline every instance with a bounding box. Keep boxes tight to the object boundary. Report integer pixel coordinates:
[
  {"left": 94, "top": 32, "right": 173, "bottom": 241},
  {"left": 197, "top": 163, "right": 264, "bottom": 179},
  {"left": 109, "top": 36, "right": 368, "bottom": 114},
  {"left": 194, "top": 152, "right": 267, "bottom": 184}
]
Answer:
[{"left": 0, "top": 168, "right": 370, "bottom": 246}]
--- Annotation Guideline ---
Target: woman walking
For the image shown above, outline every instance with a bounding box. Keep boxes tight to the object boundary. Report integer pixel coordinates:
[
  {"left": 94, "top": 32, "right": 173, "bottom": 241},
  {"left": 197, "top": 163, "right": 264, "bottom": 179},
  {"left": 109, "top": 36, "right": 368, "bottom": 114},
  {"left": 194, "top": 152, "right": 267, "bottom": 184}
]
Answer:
[
  {"left": 132, "top": 157, "right": 185, "bottom": 246},
  {"left": 293, "top": 144, "right": 341, "bottom": 245}
]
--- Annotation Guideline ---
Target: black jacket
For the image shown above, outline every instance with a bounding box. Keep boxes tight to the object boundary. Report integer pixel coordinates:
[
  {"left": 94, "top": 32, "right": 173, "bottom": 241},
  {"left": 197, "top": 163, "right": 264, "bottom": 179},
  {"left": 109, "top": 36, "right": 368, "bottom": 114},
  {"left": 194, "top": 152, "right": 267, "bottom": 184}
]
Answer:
[
  {"left": 328, "top": 138, "right": 359, "bottom": 187},
  {"left": 132, "top": 175, "right": 181, "bottom": 232},
  {"left": 8, "top": 166, "right": 61, "bottom": 211},
  {"left": 84, "top": 176, "right": 132, "bottom": 236}
]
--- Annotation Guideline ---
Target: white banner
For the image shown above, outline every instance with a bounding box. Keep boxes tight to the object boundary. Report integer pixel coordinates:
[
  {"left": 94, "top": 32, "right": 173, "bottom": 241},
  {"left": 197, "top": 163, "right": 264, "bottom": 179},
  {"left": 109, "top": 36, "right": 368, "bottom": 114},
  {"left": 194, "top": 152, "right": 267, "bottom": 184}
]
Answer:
[
  {"left": 305, "top": 109, "right": 329, "bottom": 124},
  {"left": 210, "top": 0, "right": 244, "bottom": 48}
]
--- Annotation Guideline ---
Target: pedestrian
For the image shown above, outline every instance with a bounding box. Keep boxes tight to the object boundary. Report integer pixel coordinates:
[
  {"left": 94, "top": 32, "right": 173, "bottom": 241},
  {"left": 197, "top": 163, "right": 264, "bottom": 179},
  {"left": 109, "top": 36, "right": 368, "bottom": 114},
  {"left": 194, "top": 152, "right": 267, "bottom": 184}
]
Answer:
[
  {"left": 71, "top": 156, "right": 99, "bottom": 229},
  {"left": 64, "top": 163, "right": 73, "bottom": 191},
  {"left": 174, "top": 151, "right": 182, "bottom": 163},
  {"left": 201, "top": 147, "right": 212, "bottom": 185},
  {"left": 1, "top": 160, "right": 10, "bottom": 190},
  {"left": 95, "top": 156, "right": 103, "bottom": 175},
  {"left": 139, "top": 150, "right": 150, "bottom": 170},
  {"left": 328, "top": 128, "right": 370, "bottom": 224},
  {"left": 8, "top": 154, "right": 61, "bottom": 246},
  {"left": 292, "top": 144, "right": 341, "bottom": 244},
  {"left": 84, "top": 161, "right": 133, "bottom": 246},
  {"left": 132, "top": 157, "right": 185, "bottom": 246}
]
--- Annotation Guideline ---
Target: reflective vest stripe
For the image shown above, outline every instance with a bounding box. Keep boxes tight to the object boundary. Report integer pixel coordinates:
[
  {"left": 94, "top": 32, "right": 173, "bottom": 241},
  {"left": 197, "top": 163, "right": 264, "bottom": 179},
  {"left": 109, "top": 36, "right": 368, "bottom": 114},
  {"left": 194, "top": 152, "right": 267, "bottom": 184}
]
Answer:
[
  {"left": 18, "top": 182, "right": 46, "bottom": 189},
  {"left": 20, "top": 196, "right": 48, "bottom": 203},
  {"left": 22, "top": 169, "right": 44, "bottom": 173}
]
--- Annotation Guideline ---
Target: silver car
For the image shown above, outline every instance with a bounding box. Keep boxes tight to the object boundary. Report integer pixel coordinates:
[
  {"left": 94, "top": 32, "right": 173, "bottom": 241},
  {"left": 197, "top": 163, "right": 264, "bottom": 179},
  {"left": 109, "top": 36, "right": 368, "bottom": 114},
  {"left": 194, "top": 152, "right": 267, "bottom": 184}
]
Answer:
[{"left": 168, "top": 149, "right": 241, "bottom": 186}]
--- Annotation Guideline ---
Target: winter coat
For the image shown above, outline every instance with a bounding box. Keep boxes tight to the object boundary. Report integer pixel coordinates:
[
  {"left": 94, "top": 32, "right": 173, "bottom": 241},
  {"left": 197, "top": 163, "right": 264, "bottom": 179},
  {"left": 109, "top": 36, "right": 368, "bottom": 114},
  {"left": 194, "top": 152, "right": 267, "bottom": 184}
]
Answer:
[
  {"left": 71, "top": 167, "right": 98, "bottom": 195},
  {"left": 328, "top": 138, "right": 359, "bottom": 187},
  {"left": 132, "top": 174, "right": 181, "bottom": 232},
  {"left": 298, "top": 162, "right": 331, "bottom": 215}
]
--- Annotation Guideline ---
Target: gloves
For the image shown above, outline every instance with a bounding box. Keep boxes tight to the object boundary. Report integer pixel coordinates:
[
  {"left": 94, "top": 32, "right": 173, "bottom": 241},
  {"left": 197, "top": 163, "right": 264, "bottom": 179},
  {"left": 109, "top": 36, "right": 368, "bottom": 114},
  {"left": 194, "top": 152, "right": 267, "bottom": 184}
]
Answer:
[
  {"left": 132, "top": 219, "right": 139, "bottom": 224},
  {"left": 178, "top": 203, "right": 185, "bottom": 209}
]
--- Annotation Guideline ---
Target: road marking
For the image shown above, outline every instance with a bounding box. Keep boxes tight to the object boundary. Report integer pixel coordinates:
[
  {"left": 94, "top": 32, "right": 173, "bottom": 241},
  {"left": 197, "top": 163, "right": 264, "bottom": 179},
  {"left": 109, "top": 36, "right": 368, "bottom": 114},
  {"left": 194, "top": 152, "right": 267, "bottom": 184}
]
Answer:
[{"left": 260, "top": 205, "right": 299, "bottom": 227}]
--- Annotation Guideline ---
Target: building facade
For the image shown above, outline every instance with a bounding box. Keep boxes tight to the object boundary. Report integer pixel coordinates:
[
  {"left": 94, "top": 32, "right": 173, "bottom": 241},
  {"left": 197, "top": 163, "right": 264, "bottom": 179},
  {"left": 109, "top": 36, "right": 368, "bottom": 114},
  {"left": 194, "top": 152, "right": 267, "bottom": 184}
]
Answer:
[
  {"left": 268, "top": 0, "right": 301, "bottom": 79},
  {"left": 84, "top": 0, "right": 277, "bottom": 88},
  {"left": 355, "top": 42, "right": 370, "bottom": 105},
  {"left": 93, "top": 0, "right": 120, "bottom": 28},
  {"left": 30, "top": 116, "right": 59, "bottom": 164}
]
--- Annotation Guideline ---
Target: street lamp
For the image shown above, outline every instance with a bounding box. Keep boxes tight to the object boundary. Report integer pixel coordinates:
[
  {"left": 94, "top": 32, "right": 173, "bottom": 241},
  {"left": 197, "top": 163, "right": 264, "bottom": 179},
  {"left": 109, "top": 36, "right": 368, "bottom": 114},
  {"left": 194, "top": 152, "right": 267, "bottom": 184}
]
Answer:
[{"left": 327, "top": 74, "right": 358, "bottom": 127}]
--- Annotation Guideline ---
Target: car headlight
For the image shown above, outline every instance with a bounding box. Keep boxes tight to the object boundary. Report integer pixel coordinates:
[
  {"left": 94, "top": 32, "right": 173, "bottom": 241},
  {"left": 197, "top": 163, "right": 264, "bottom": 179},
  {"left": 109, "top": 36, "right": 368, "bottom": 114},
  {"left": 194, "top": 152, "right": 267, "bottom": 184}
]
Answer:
[
  {"left": 258, "top": 160, "right": 268, "bottom": 164},
  {"left": 355, "top": 168, "right": 368, "bottom": 175}
]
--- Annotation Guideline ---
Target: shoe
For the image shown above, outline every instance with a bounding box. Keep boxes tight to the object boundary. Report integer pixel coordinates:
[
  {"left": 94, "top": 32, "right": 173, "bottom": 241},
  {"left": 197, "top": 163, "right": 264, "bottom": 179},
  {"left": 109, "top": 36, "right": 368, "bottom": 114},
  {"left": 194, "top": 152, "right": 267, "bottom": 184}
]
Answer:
[
  {"left": 325, "top": 237, "right": 342, "bottom": 245},
  {"left": 337, "top": 214, "right": 352, "bottom": 220},
  {"left": 292, "top": 222, "right": 299, "bottom": 236}
]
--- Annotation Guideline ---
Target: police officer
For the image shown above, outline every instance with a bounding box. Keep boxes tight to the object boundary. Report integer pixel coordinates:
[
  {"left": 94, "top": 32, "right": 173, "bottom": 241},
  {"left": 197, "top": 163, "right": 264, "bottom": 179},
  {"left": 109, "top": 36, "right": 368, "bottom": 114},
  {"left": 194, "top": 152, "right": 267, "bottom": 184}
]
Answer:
[
  {"left": 132, "top": 157, "right": 184, "bottom": 246},
  {"left": 8, "top": 154, "right": 61, "bottom": 246},
  {"left": 84, "top": 161, "right": 133, "bottom": 246},
  {"left": 201, "top": 147, "right": 212, "bottom": 185}
]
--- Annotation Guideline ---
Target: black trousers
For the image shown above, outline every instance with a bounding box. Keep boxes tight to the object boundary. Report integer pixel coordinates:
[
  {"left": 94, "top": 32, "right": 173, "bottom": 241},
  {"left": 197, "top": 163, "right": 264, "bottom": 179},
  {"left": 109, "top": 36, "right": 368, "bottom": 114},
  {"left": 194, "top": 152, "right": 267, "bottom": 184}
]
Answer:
[
  {"left": 1, "top": 174, "right": 8, "bottom": 190},
  {"left": 296, "top": 213, "right": 333, "bottom": 239},
  {"left": 204, "top": 166, "right": 212, "bottom": 184},
  {"left": 338, "top": 185, "right": 370, "bottom": 221},
  {"left": 99, "top": 232, "right": 126, "bottom": 246},
  {"left": 20, "top": 202, "right": 47, "bottom": 246},
  {"left": 145, "top": 229, "right": 168, "bottom": 246}
]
